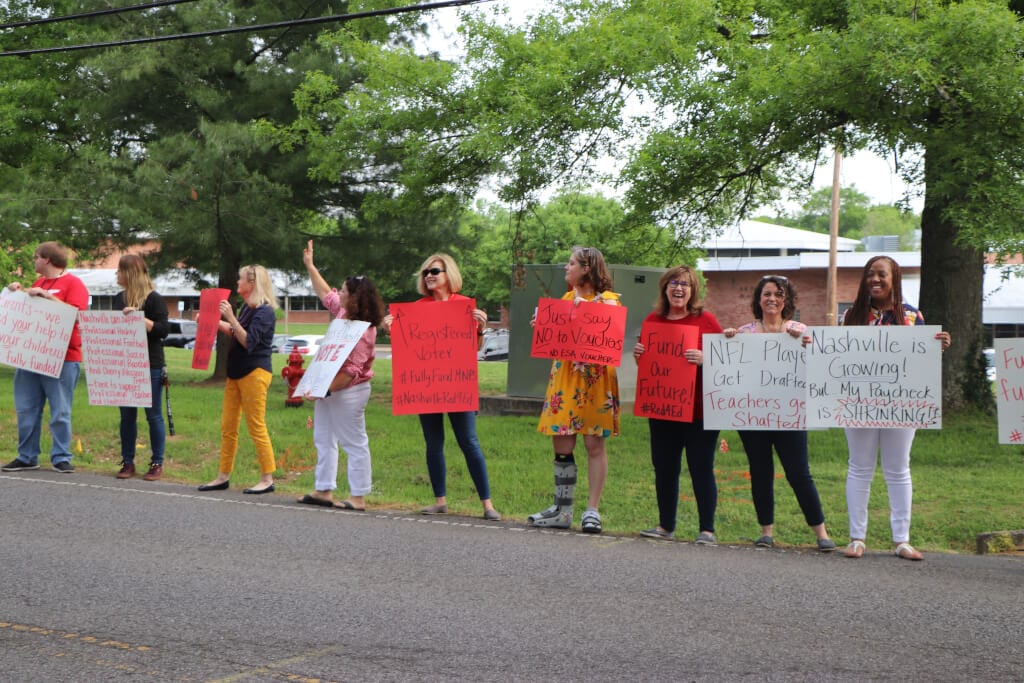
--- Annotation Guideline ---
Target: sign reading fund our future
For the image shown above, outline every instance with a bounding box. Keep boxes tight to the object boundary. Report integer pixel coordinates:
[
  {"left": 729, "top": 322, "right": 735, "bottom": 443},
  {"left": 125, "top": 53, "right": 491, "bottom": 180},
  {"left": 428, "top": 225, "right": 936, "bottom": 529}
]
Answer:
[
  {"left": 530, "top": 298, "right": 627, "bottom": 367},
  {"left": 389, "top": 299, "right": 479, "bottom": 415},
  {"left": 633, "top": 322, "right": 699, "bottom": 422},
  {"left": 806, "top": 326, "right": 943, "bottom": 429},
  {"left": 993, "top": 339, "right": 1024, "bottom": 445},
  {"left": 703, "top": 332, "right": 808, "bottom": 430}
]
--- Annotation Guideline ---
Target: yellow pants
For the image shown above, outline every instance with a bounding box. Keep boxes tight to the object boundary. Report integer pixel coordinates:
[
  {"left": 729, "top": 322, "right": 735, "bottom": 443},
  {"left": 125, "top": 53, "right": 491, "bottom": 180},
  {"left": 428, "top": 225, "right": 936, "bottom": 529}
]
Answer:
[{"left": 219, "top": 368, "right": 276, "bottom": 475}]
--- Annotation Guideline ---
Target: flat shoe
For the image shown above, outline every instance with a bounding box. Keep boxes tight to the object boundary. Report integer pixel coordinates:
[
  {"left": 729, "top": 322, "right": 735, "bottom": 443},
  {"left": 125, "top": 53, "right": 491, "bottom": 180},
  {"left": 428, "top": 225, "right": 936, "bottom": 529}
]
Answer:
[
  {"left": 817, "top": 538, "right": 838, "bottom": 552},
  {"left": 421, "top": 504, "right": 448, "bottom": 515},
  {"left": 754, "top": 535, "right": 774, "bottom": 548},
  {"left": 483, "top": 508, "right": 501, "bottom": 521},
  {"left": 243, "top": 484, "right": 275, "bottom": 494},
  {"left": 297, "top": 494, "right": 335, "bottom": 508},
  {"left": 894, "top": 542, "right": 924, "bottom": 561},
  {"left": 197, "top": 480, "right": 229, "bottom": 491},
  {"left": 640, "top": 527, "right": 673, "bottom": 540},
  {"left": 334, "top": 500, "right": 366, "bottom": 511},
  {"left": 844, "top": 540, "right": 866, "bottom": 558}
]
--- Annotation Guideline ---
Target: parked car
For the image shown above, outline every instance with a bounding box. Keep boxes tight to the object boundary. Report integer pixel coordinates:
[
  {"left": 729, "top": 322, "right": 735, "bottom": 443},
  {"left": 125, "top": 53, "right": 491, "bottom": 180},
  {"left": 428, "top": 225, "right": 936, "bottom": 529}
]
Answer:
[
  {"left": 162, "top": 319, "right": 198, "bottom": 348},
  {"left": 280, "top": 335, "right": 323, "bottom": 356},
  {"left": 983, "top": 347, "right": 995, "bottom": 381},
  {"left": 271, "top": 334, "right": 290, "bottom": 353},
  {"left": 477, "top": 330, "right": 509, "bottom": 361}
]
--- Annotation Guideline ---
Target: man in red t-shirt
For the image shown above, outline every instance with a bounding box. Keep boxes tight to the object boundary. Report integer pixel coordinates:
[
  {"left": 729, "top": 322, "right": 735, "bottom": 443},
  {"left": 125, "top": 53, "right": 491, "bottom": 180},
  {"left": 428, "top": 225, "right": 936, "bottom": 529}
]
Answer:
[{"left": 2, "top": 241, "right": 89, "bottom": 473}]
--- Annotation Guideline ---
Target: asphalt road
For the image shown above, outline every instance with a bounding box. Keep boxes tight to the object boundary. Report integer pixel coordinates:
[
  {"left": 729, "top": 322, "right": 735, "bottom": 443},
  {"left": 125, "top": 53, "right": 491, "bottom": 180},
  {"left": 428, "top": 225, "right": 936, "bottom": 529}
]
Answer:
[{"left": 1, "top": 471, "right": 1021, "bottom": 682}]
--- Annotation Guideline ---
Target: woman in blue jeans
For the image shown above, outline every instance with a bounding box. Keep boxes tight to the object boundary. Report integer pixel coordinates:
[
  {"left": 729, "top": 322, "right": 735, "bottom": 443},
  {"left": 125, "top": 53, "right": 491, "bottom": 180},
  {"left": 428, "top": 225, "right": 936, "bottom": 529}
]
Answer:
[
  {"left": 382, "top": 253, "right": 500, "bottom": 521},
  {"left": 114, "top": 254, "right": 169, "bottom": 481}
]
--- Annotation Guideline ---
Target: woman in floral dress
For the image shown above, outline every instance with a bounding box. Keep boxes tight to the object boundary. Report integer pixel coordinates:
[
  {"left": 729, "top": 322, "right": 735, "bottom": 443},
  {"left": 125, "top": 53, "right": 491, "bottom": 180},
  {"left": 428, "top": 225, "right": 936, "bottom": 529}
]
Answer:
[{"left": 530, "top": 246, "right": 620, "bottom": 534}]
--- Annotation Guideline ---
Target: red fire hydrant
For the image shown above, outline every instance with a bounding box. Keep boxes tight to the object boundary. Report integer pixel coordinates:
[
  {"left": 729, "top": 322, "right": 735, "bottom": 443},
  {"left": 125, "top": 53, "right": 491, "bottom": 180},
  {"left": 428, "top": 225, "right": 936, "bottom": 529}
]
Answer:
[{"left": 280, "top": 349, "right": 307, "bottom": 407}]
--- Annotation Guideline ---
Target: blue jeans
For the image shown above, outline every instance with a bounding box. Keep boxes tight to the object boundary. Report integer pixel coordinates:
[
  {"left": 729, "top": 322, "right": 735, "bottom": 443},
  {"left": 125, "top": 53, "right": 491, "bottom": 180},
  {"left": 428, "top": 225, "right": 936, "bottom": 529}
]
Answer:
[
  {"left": 418, "top": 411, "right": 491, "bottom": 500},
  {"left": 119, "top": 368, "right": 166, "bottom": 466},
  {"left": 14, "top": 362, "right": 81, "bottom": 466}
]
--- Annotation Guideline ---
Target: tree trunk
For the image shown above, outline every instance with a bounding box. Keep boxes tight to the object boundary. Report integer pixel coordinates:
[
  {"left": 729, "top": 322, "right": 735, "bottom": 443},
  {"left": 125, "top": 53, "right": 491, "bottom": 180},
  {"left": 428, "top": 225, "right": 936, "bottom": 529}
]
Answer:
[{"left": 918, "top": 148, "right": 994, "bottom": 413}]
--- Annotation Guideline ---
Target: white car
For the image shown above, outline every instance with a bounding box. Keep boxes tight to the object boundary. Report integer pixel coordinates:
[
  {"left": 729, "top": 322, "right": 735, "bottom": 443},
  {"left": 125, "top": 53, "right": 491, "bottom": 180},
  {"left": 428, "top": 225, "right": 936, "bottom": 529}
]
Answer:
[
  {"left": 983, "top": 347, "right": 995, "bottom": 381},
  {"left": 280, "top": 335, "right": 323, "bottom": 356},
  {"left": 477, "top": 331, "right": 509, "bottom": 361}
]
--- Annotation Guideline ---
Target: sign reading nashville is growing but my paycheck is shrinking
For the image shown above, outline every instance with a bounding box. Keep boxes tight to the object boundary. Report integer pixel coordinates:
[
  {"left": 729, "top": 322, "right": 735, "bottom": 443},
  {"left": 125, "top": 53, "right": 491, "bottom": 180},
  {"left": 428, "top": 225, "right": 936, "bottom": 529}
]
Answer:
[
  {"left": 806, "top": 326, "right": 943, "bottom": 429},
  {"left": 530, "top": 298, "right": 627, "bottom": 367}
]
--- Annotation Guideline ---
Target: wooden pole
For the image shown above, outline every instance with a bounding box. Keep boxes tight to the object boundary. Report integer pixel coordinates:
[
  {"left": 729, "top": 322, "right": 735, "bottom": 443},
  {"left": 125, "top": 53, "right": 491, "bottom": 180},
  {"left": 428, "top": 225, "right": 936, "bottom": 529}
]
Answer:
[{"left": 825, "top": 147, "right": 841, "bottom": 325}]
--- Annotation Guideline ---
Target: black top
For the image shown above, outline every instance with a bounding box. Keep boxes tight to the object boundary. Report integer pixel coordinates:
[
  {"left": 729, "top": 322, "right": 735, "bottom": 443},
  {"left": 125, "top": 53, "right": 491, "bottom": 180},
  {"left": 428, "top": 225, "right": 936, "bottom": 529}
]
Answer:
[
  {"left": 113, "top": 290, "right": 169, "bottom": 369},
  {"left": 227, "top": 304, "right": 276, "bottom": 380}
]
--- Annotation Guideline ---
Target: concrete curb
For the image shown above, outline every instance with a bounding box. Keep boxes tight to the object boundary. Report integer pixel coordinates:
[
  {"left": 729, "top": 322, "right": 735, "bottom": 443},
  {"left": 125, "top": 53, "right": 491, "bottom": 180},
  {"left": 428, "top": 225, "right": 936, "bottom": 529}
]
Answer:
[{"left": 976, "top": 530, "right": 1024, "bottom": 554}]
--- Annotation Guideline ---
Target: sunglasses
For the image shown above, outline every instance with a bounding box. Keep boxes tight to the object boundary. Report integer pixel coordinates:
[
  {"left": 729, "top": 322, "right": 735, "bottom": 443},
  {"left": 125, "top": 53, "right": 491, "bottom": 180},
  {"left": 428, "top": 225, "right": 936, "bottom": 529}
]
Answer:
[
  {"left": 422, "top": 267, "right": 446, "bottom": 277},
  {"left": 760, "top": 275, "right": 789, "bottom": 284}
]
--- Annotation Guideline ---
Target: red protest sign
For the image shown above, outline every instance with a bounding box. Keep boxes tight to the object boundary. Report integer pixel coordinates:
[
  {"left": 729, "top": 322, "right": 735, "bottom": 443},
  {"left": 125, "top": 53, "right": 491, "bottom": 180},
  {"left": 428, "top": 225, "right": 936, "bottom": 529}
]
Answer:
[
  {"left": 633, "top": 321, "right": 699, "bottom": 422},
  {"left": 390, "top": 299, "right": 479, "bottom": 415},
  {"left": 191, "top": 288, "right": 230, "bottom": 370},
  {"left": 530, "top": 297, "right": 628, "bottom": 367}
]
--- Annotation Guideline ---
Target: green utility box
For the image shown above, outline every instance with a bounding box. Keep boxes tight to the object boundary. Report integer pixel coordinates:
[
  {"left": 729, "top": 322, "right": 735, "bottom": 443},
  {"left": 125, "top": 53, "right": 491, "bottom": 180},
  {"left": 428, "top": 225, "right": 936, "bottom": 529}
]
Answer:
[{"left": 506, "top": 264, "right": 668, "bottom": 402}]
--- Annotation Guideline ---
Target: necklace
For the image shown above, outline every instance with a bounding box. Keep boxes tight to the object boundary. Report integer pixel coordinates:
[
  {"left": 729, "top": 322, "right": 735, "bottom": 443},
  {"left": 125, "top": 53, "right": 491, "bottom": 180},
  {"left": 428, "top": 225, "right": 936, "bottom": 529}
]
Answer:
[{"left": 760, "top": 319, "right": 784, "bottom": 333}]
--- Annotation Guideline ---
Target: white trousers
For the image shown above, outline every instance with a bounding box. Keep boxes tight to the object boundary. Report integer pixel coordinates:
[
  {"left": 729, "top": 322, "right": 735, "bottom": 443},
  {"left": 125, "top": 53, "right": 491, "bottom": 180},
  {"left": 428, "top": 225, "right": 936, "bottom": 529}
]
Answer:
[
  {"left": 313, "top": 381, "right": 372, "bottom": 496},
  {"left": 844, "top": 427, "right": 916, "bottom": 543}
]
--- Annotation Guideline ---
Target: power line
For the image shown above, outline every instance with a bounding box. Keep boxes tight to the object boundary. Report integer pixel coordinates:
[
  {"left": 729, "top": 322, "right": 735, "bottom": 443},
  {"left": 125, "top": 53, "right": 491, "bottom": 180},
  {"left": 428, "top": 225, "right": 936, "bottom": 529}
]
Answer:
[
  {"left": 0, "top": 0, "right": 201, "bottom": 30},
  {"left": 0, "top": 0, "right": 493, "bottom": 58}
]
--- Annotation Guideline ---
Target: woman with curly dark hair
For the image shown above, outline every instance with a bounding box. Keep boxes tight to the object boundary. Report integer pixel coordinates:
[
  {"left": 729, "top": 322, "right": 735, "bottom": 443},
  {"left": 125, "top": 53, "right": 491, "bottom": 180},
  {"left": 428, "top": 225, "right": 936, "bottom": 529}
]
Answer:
[
  {"left": 723, "top": 275, "right": 835, "bottom": 551},
  {"left": 297, "top": 240, "right": 385, "bottom": 511}
]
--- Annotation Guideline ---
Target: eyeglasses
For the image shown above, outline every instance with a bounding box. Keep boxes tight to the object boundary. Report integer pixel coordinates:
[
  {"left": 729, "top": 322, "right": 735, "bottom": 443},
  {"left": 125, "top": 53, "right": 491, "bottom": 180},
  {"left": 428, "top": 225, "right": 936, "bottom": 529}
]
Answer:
[
  {"left": 667, "top": 280, "right": 691, "bottom": 289},
  {"left": 422, "top": 267, "right": 446, "bottom": 277}
]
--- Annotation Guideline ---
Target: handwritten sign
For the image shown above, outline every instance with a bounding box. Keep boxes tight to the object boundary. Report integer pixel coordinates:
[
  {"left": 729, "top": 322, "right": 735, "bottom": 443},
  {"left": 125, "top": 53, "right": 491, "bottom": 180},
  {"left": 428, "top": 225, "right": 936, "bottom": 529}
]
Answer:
[
  {"left": 79, "top": 311, "right": 152, "bottom": 407},
  {"left": 530, "top": 297, "right": 628, "bottom": 366},
  {"left": 0, "top": 289, "right": 78, "bottom": 378},
  {"left": 390, "top": 300, "right": 479, "bottom": 415},
  {"left": 293, "top": 318, "right": 371, "bottom": 399},
  {"left": 994, "top": 339, "right": 1024, "bottom": 445},
  {"left": 806, "top": 326, "right": 942, "bottom": 429},
  {"left": 703, "top": 333, "right": 808, "bottom": 430},
  {"left": 191, "top": 288, "right": 230, "bottom": 370},
  {"left": 633, "top": 322, "right": 699, "bottom": 422}
]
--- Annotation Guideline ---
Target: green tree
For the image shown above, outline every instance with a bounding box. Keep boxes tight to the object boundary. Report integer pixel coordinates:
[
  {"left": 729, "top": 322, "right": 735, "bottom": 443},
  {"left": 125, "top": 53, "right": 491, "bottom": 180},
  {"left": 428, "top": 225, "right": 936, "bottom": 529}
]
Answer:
[{"left": 792, "top": 186, "right": 871, "bottom": 239}]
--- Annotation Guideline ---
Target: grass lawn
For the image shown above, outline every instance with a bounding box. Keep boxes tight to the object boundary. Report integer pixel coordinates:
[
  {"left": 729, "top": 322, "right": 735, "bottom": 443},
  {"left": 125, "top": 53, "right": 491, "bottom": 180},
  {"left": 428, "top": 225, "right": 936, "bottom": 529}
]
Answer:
[{"left": 1, "top": 349, "right": 1020, "bottom": 554}]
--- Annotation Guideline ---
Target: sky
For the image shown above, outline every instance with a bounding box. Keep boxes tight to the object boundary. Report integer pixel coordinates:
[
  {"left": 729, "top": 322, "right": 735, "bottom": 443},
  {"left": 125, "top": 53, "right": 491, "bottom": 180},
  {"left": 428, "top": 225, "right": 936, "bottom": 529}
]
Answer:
[{"left": 424, "top": 0, "right": 922, "bottom": 210}]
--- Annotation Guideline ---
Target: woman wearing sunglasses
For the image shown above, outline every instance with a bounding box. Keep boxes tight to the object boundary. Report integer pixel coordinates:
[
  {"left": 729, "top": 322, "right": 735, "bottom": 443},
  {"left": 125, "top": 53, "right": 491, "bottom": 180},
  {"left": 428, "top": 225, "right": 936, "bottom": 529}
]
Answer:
[
  {"left": 723, "top": 275, "right": 837, "bottom": 551},
  {"left": 381, "top": 253, "right": 500, "bottom": 521}
]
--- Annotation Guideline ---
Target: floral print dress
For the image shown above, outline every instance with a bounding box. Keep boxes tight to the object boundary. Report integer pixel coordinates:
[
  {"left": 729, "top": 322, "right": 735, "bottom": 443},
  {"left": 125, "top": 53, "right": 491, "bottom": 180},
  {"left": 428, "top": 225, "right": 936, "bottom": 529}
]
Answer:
[{"left": 536, "top": 290, "right": 621, "bottom": 438}]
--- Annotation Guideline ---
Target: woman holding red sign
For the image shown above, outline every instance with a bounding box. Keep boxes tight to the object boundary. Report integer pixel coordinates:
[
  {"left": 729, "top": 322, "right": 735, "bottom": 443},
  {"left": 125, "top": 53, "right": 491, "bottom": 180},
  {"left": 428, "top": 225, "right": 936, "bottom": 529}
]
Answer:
[
  {"left": 530, "top": 246, "right": 621, "bottom": 534},
  {"left": 632, "top": 265, "right": 722, "bottom": 543},
  {"left": 198, "top": 265, "right": 279, "bottom": 495},
  {"left": 381, "top": 253, "right": 501, "bottom": 521},
  {"left": 722, "top": 275, "right": 836, "bottom": 551}
]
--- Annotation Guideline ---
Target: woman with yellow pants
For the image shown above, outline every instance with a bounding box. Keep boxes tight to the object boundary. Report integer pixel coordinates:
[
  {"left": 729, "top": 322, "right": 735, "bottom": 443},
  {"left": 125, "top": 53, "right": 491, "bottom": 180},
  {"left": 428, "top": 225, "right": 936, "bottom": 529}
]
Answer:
[{"left": 198, "top": 264, "right": 279, "bottom": 494}]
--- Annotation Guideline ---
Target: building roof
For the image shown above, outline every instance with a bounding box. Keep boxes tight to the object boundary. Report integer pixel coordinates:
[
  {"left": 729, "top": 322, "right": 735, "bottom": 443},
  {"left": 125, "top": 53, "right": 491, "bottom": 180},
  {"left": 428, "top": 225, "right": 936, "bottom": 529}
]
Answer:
[{"left": 703, "top": 219, "right": 861, "bottom": 254}]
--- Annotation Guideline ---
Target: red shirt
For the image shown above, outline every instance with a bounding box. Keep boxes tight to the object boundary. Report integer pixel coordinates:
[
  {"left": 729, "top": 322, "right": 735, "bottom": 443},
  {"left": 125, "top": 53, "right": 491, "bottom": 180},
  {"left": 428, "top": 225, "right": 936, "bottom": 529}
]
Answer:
[{"left": 32, "top": 272, "right": 89, "bottom": 362}]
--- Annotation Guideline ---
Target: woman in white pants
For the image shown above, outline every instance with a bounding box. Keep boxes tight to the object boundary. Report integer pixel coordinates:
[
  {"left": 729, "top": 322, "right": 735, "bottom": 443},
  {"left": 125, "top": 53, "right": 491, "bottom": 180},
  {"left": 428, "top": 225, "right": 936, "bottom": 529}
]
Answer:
[
  {"left": 297, "top": 241, "right": 385, "bottom": 511},
  {"left": 841, "top": 256, "right": 950, "bottom": 561}
]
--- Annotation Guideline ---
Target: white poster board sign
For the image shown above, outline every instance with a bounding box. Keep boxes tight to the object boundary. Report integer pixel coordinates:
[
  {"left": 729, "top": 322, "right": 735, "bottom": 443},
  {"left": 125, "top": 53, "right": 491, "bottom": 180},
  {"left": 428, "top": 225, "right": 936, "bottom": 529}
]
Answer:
[
  {"left": 703, "top": 333, "right": 808, "bottom": 430},
  {"left": 294, "top": 318, "right": 371, "bottom": 399},
  {"left": 79, "top": 311, "right": 152, "bottom": 407},
  {"left": 806, "top": 326, "right": 942, "bottom": 429},
  {"left": 994, "top": 339, "right": 1024, "bottom": 445},
  {"left": 0, "top": 288, "right": 78, "bottom": 378}
]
